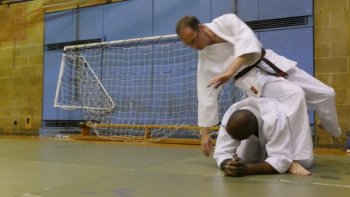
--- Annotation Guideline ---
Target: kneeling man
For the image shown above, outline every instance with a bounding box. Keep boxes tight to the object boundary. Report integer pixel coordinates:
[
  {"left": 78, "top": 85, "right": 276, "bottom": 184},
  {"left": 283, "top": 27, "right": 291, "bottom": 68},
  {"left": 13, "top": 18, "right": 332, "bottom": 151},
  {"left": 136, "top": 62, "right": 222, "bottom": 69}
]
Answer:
[{"left": 214, "top": 97, "right": 313, "bottom": 177}]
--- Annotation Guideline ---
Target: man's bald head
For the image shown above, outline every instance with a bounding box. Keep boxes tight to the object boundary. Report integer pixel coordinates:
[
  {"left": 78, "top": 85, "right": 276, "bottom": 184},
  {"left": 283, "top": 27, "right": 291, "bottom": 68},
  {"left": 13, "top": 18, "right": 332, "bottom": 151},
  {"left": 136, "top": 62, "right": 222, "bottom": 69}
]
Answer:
[
  {"left": 226, "top": 109, "right": 259, "bottom": 140},
  {"left": 176, "top": 16, "right": 200, "bottom": 36}
]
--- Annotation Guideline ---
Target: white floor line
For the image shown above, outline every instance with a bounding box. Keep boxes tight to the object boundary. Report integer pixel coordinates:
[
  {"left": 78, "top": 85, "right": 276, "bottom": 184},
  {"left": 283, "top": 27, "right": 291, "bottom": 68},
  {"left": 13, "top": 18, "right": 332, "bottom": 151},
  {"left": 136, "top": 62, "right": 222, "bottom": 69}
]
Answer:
[{"left": 312, "top": 182, "right": 350, "bottom": 188}]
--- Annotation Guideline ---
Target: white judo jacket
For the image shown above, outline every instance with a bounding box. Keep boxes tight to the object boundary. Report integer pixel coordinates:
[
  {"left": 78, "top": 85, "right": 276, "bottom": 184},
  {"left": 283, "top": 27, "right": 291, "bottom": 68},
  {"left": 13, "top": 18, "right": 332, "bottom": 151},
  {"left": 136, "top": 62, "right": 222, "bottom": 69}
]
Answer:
[
  {"left": 197, "top": 14, "right": 297, "bottom": 127},
  {"left": 213, "top": 97, "right": 294, "bottom": 173}
]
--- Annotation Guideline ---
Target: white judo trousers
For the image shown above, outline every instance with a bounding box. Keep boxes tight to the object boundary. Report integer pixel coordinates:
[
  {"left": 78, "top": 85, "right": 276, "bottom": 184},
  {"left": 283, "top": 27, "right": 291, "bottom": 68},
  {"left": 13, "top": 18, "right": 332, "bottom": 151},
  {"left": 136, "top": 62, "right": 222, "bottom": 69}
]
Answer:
[
  {"left": 286, "top": 67, "right": 341, "bottom": 137},
  {"left": 236, "top": 134, "right": 313, "bottom": 169},
  {"left": 261, "top": 76, "right": 313, "bottom": 165},
  {"left": 260, "top": 49, "right": 341, "bottom": 137}
]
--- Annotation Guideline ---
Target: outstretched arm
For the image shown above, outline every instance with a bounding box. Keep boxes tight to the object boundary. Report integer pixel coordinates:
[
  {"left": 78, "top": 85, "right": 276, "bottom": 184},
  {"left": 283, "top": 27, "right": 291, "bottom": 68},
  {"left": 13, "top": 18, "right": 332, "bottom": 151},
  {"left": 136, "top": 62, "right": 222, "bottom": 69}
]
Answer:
[{"left": 207, "top": 53, "right": 258, "bottom": 88}]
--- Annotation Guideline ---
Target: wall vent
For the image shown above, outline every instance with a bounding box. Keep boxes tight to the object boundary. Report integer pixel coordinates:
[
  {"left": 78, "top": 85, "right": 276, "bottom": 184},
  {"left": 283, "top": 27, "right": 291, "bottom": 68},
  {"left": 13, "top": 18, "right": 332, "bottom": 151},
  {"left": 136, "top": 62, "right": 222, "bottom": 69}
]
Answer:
[{"left": 246, "top": 16, "right": 308, "bottom": 30}]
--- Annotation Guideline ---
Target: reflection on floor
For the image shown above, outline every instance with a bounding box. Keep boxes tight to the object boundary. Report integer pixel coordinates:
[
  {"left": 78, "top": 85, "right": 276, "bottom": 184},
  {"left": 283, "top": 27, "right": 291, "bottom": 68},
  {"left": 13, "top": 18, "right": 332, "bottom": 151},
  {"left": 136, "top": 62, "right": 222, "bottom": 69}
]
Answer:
[{"left": 0, "top": 136, "right": 349, "bottom": 197}]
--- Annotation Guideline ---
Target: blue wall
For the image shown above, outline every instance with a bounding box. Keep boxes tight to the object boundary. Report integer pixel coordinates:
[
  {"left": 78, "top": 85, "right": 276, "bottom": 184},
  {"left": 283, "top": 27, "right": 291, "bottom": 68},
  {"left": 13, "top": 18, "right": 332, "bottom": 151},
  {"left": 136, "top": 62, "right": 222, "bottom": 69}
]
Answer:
[
  {"left": 43, "top": 0, "right": 234, "bottom": 121},
  {"left": 43, "top": 0, "right": 314, "bottom": 128},
  {"left": 236, "top": 0, "right": 312, "bottom": 21}
]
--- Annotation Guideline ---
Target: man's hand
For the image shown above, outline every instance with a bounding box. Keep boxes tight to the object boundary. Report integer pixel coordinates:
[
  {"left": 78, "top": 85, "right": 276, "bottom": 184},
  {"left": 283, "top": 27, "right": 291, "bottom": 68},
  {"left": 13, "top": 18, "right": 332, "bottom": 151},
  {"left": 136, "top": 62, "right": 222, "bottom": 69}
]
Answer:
[
  {"left": 207, "top": 53, "right": 257, "bottom": 89},
  {"left": 200, "top": 128, "right": 214, "bottom": 157},
  {"left": 221, "top": 158, "right": 247, "bottom": 177},
  {"left": 207, "top": 69, "right": 234, "bottom": 89}
]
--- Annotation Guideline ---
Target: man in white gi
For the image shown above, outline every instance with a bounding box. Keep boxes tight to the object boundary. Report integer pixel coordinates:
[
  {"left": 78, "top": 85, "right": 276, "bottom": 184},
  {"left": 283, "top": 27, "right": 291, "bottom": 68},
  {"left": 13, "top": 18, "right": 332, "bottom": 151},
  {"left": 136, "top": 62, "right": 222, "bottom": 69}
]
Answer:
[
  {"left": 176, "top": 14, "right": 341, "bottom": 157},
  {"left": 214, "top": 97, "right": 313, "bottom": 176}
]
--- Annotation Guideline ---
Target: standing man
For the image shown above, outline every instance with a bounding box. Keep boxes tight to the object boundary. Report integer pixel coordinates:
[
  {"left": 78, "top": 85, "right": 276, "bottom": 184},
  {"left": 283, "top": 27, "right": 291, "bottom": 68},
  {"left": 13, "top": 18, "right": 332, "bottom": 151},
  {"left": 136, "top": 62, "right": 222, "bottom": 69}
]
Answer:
[
  {"left": 176, "top": 14, "right": 341, "bottom": 156},
  {"left": 214, "top": 97, "right": 313, "bottom": 176}
]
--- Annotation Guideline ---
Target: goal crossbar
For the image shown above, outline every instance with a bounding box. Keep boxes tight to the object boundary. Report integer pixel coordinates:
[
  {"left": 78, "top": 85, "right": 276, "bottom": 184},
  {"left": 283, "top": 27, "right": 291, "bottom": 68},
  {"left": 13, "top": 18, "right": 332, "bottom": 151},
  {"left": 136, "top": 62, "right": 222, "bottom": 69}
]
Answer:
[
  {"left": 63, "top": 34, "right": 178, "bottom": 51},
  {"left": 86, "top": 122, "right": 219, "bottom": 131}
]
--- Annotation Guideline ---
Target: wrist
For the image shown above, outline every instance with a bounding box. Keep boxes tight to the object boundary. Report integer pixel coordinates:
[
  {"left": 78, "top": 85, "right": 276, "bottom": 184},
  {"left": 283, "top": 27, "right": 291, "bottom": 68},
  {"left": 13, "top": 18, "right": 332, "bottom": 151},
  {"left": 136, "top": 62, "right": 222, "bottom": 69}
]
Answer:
[{"left": 200, "top": 127, "right": 211, "bottom": 136}]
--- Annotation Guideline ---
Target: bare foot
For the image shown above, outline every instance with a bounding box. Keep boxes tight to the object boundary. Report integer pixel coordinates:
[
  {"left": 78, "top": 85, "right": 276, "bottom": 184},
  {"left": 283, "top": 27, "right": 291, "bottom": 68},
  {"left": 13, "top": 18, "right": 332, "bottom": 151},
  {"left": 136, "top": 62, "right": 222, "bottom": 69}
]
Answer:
[{"left": 288, "top": 161, "right": 311, "bottom": 176}]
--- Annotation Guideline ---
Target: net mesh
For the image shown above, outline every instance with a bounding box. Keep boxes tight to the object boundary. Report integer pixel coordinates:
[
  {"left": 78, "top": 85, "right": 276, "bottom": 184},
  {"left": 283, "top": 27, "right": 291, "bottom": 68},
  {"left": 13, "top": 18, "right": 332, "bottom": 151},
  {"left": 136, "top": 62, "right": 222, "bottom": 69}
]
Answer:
[{"left": 54, "top": 35, "right": 245, "bottom": 141}]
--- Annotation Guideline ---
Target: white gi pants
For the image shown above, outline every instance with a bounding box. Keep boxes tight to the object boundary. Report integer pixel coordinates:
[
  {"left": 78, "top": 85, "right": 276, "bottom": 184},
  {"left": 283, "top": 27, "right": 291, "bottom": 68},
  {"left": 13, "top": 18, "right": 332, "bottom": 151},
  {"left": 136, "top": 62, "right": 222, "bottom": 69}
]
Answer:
[
  {"left": 286, "top": 67, "right": 341, "bottom": 138},
  {"left": 237, "top": 135, "right": 313, "bottom": 169},
  {"left": 261, "top": 77, "right": 314, "bottom": 163}
]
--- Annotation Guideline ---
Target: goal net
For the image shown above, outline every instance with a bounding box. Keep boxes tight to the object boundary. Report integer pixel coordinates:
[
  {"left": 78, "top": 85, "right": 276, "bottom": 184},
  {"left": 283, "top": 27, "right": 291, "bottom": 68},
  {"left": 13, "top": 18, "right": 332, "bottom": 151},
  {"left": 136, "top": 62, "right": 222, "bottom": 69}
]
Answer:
[{"left": 54, "top": 34, "right": 244, "bottom": 142}]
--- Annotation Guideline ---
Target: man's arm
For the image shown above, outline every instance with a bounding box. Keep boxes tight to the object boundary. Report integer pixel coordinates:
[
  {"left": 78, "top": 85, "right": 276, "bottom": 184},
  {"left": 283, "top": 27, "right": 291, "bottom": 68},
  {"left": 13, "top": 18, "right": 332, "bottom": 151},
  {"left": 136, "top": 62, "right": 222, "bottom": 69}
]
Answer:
[
  {"left": 205, "top": 14, "right": 263, "bottom": 89},
  {"left": 200, "top": 127, "right": 214, "bottom": 157},
  {"left": 197, "top": 52, "right": 220, "bottom": 157},
  {"left": 221, "top": 159, "right": 278, "bottom": 177},
  {"left": 207, "top": 53, "right": 258, "bottom": 88},
  {"left": 245, "top": 162, "right": 278, "bottom": 175},
  {"left": 213, "top": 122, "right": 241, "bottom": 166}
]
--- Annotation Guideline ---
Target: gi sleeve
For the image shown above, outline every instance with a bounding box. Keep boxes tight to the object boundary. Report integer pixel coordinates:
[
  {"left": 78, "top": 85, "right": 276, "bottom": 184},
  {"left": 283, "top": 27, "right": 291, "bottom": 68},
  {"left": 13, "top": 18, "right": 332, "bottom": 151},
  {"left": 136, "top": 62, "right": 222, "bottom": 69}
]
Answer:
[
  {"left": 208, "top": 14, "right": 262, "bottom": 65},
  {"left": 197, "top": 53, "right": 220, "bottom": 127},
  {"left": 213, "top": 107, "right": 241, "bottom": 167}
]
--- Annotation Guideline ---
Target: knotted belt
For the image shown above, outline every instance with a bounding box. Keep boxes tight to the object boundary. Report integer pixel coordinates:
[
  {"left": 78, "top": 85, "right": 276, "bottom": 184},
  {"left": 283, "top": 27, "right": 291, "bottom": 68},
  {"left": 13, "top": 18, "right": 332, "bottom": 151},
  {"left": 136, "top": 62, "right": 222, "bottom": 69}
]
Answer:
[{"left": 234, "top": 48, "right": 289, "bottom": 80}]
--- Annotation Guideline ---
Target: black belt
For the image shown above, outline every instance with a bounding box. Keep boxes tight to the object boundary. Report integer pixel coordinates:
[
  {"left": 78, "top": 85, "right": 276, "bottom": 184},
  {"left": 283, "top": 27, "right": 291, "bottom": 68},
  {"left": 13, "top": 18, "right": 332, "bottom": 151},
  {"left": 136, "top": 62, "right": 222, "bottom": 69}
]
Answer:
[{"left": 234, "top": 48, "right": 288, "bottom": 80}]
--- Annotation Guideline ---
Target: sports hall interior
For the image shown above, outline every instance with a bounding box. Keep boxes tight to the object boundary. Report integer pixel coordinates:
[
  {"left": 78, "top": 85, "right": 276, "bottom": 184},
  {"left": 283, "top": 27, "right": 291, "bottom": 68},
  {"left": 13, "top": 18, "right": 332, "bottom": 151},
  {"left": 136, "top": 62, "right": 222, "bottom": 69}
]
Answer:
[{"left": 0, "top": 0, "right": 349, "bottom": 197}]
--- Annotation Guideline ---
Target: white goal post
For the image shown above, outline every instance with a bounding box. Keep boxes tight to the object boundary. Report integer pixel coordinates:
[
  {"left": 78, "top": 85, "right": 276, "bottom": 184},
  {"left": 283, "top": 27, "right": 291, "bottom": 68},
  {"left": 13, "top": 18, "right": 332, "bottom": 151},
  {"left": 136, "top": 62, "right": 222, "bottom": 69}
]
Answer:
[{"left": 54, "top": 34, "right": 244, "bottom": 141}]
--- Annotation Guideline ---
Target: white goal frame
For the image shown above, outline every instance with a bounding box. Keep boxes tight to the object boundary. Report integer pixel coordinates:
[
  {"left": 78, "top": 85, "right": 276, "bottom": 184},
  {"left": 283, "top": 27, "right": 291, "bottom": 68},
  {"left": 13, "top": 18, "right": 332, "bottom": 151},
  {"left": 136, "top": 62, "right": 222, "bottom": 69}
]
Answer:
[{"left": 54, "top": 34, "right": 243, "bottom": 142}]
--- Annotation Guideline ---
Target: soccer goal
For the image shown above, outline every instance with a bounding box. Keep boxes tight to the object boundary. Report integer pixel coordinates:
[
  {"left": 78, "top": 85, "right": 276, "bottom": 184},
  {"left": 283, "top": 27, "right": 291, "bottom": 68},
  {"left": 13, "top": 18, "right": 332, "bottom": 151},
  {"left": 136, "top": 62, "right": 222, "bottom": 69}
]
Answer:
[{"left": 54, "top": 34, "right": 244, "bottom": 142}]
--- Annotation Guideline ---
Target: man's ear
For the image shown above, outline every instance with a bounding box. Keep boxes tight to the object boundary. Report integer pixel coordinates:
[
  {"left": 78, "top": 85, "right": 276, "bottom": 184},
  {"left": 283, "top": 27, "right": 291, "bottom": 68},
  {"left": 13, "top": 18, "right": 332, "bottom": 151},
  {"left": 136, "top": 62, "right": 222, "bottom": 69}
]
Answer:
[{"left": 199, "top": 24, "right": 205, "bottom": 31}]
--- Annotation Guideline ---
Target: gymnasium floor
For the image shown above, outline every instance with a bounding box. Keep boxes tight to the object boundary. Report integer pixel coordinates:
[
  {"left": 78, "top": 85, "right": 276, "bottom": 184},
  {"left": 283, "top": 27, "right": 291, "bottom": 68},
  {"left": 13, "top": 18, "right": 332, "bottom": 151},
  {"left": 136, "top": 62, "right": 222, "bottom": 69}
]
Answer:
[{"left": 0, "top": 137, "right": 349, "bottom": 197}]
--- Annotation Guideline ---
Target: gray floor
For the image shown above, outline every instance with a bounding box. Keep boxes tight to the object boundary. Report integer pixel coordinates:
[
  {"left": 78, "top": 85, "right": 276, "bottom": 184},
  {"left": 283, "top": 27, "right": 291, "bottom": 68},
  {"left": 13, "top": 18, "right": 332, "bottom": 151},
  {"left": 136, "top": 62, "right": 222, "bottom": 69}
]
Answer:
[{"left": 0, "top": 137, "right": 349, "bottom": 197}]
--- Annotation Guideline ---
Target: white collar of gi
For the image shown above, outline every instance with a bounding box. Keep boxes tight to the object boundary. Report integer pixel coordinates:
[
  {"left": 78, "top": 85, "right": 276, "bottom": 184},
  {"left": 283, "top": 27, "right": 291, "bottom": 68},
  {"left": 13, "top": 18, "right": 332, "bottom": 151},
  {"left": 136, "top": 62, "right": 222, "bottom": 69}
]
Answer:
[{"left": 239, "top": 106, "right": 262, "bottom": 132}]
